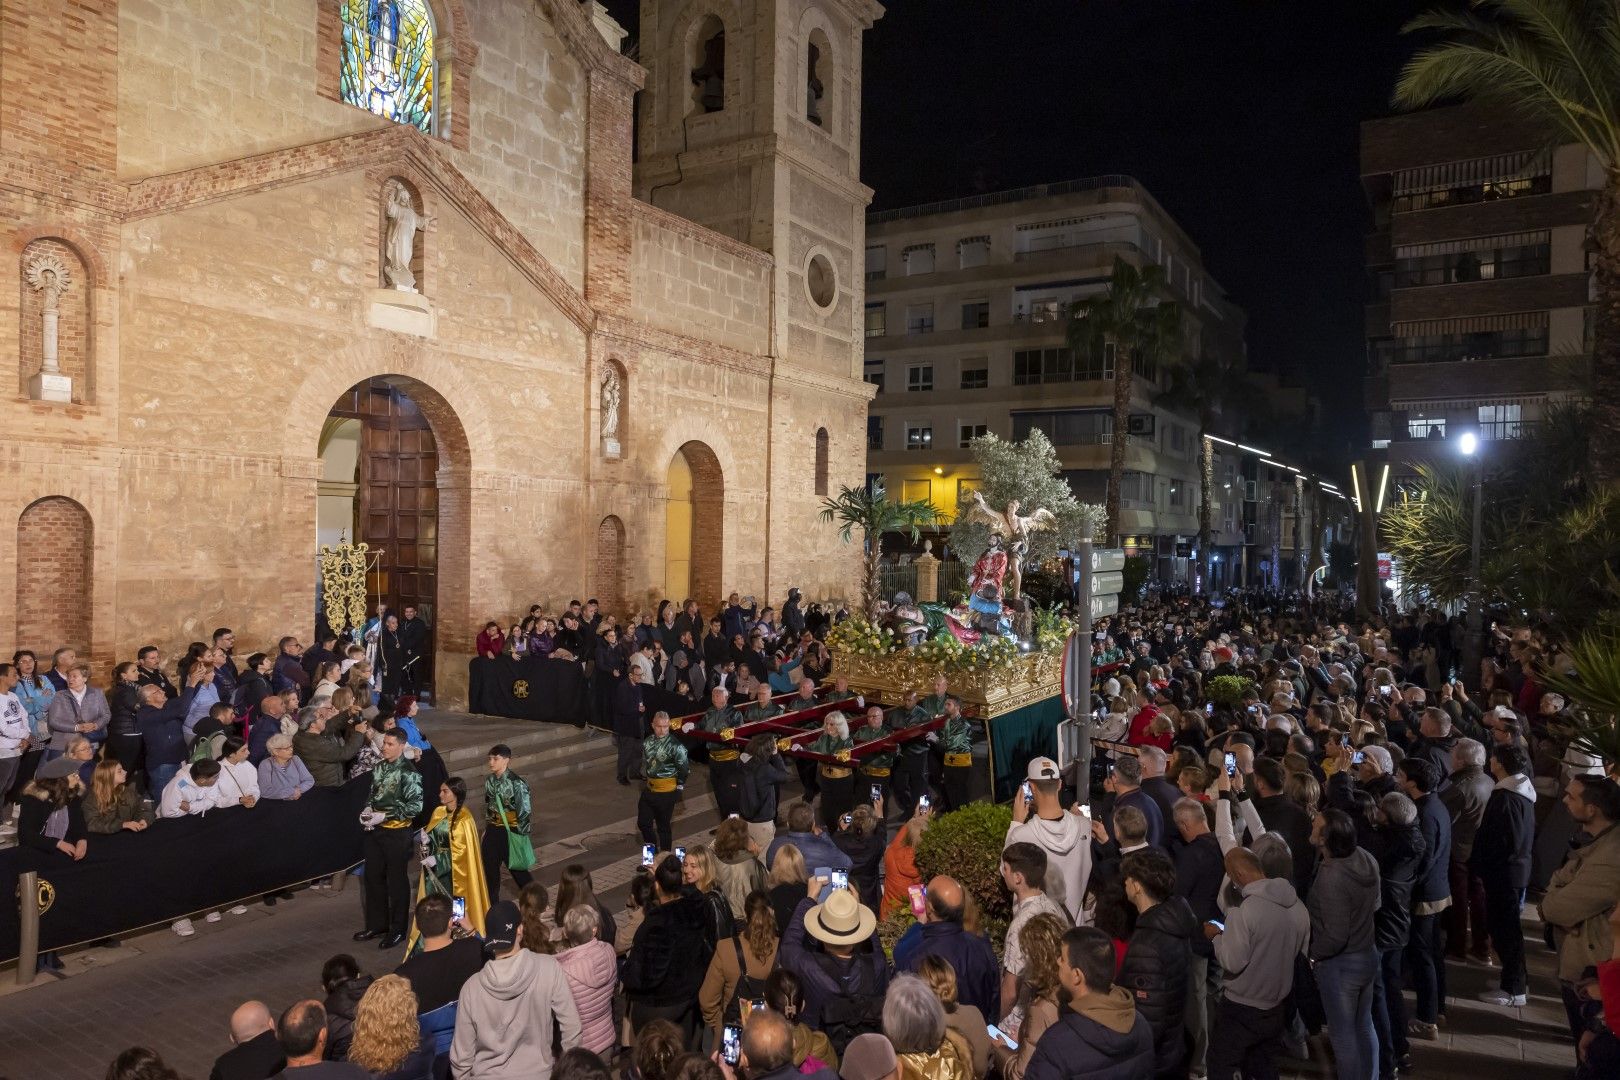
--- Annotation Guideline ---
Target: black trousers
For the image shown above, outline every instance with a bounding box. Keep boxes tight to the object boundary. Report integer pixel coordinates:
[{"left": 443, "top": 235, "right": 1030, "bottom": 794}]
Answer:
[
  {"left": 710, "top": 758, "right": 743, "bottom": 821},
  {"left": 362, "top": 826, "right": 414, "bottom": 936},
  {"left": 481, "top": 826, "right": 533, "bottom": 901},
  {"left": 1484, "top": 881, "right": 1527, "bottom": 995},
  {"left": 616, "top": 736, "right": 643, "bottom": 783},
  {"left": 942, "top": 763, "right": 973, "bottom": 812},
  {"left": 1208, "top": 998, "right": 1285, "bottom": 1080},
  {"left": 795, "top": 757, "right": 820, "bottom": 803},
  {"left": 891, "top": 752, "right": 927, "bottom": 817},
  {"left": 819, "top": 772, "right": 855, "bottom": 831},
  {"left": 639, "top": 787, "right": 678, "bottom": 851},
  {"left": 858, "top": 771, "right": 889, "bottom": 816}
]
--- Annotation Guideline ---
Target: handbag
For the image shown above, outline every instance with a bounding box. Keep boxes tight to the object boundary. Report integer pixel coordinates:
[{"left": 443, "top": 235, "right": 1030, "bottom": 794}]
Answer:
[{"left": 491, "top": 788, "right": 536, "bottom": 871}]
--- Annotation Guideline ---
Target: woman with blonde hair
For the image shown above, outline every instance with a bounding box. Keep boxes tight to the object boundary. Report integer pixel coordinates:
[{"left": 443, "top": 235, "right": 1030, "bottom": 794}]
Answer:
[
  {"left": 881, "top": 808, "right": 930, "bottom": 919},
  {"left": 1283, "top": 770, "right": 1321, "bottom": 814},
  {"left": 919, "top": 955, "right": 991, "bottom": 1079},
  {"left": 766, "top": 842, "right": 808, "bottom": 931},
  {"left": 346, "top": 974, "right": 434, "bottom": 1080},
  {"left": 518, "top": 881, "right": 557, "bottom": 953},
  {"left": 699, "top": 889, "right": 779, "bottom": 1040},
  {"left": 712, "top": 816, "right": 765, "bottom": 919},
  {"left": 682, "top": 843, "right": 736, "bottom": 949},
  {"left": 809, "top": 711, "right": 856, "bottom": 830},
  {"left": 990, "top": 912, "right": 1066, "bottom": 1080},
  {"left": 83, "top": 759, "right": 153, "bottom": 834}
]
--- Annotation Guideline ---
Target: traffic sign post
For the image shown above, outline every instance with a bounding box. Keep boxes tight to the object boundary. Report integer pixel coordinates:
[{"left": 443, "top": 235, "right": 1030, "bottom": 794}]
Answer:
[{"left": 1058, "top": 540, "right": 1126, "bottom": 794}]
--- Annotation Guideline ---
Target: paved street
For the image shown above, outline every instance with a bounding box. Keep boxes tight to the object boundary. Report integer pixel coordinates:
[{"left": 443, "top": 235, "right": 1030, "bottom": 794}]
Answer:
[{"left": 0, "top": 711, "right": 1584, "bottom": 1080}]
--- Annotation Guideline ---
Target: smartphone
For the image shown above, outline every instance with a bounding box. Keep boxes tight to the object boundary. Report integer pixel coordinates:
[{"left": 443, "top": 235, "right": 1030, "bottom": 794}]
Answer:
[
  {"left": 749, "top": 998, "right": 767, "bottom": 1014},
  {"left": 1205, "top": 702, "right": 1214, "bottom": 715},
  {"left": 1021, "top": 781, "right": 1033, "bottom": 806},
  {"left": 721, "top": 1024, "right": 742, "bottom": 1066},
  {"left": 641, "top": 843, "right": 656, "bottom": 867},
  {"left": 830, "top": 869, "right": 849, "bottom": 890},
  {"left": 1078, "top": 804, "right": 1091, "bottom": 818},
  {"left": 870, "top": 783, "right": 883, "bottom": 803},
  {"left": 728, "top": 812, "right": 740, "bottom": 819},
  {"left": 1352, "top": 750, "right": 1366, "bottom": 765},
  {"left": 909, "top": 883, "right": 927, "bottom": 919},
  {"left": 986, "top": 1025, "right": 1018, "bottom": 1051},
  {"left": 1207, "top": 919, "right": 1225, "bottom": 931},
  {"left": 452, "top": 896, "right": 467, "bottom": 921},
  {"left": 1224, "top": 752, "right": 1237, "bottom": 777},
  {"left": 918, "top": 794, "right": 931, "bottom": 812},
  {"left": 1340, "top": 733, "right": 1350, "bottom": 747},
  {"left": 1378, "top": 685, "right": 1391, "bottom": 697},
  {"left": 674, "top": 846, "right": 686, "bottom": 861},
  {"left": 840, "top": 812, "right": 853, "bottom": 829}
]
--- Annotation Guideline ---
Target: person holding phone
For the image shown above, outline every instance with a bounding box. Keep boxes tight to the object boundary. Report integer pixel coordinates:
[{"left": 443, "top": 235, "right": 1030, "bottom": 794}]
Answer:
[{"left": 409, "top": 777, "right": 490, "bottom": 950}]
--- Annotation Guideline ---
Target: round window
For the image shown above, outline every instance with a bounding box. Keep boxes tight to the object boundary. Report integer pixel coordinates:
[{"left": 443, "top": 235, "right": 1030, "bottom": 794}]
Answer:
[{"left": 805, "top": 252, "right": 838, "bottom": 311}]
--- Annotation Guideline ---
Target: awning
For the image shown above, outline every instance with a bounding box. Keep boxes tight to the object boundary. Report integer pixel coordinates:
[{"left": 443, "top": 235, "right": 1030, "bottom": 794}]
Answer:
[
  {"left": 1393, "top": 150, "right": 1549, "bottom": 196},
  {"left": 1392, "top": 310, "right": 1549, "bottom": 337},
  {"left": 1391, "top": 393, "right": 1546, "bottom": 411},
  {"left": 1395, "top": 230, "right": 1551, "bottom": 259}
]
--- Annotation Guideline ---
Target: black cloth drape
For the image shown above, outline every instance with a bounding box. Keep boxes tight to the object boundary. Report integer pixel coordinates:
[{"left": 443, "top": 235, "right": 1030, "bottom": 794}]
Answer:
[
  {"left": 0, "top": 779, "right": 372, "bottom": 961},
  {"left": 467, "top": 655, "right": 589, "bottom": 724}
]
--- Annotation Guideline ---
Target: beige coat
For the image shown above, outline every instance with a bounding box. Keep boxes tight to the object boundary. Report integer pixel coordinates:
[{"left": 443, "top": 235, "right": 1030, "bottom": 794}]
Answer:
[{"left": 1540, "top": 821, "right": 1620, "bottom": 982}]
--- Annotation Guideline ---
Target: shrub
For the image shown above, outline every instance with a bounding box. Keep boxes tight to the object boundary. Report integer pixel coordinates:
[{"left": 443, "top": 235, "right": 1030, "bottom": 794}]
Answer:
[
  {"left": 1206, "top": 674, "right": 1255, "bottom": 708},
  {"left": 913, "top": 801, "right": 1013, "bottom": 948}
]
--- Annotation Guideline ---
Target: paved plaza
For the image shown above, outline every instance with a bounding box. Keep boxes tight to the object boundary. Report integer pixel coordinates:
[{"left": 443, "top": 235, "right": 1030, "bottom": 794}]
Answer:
[{"left": 0, "top": 711, "right": 1586, "bottom": 1080}]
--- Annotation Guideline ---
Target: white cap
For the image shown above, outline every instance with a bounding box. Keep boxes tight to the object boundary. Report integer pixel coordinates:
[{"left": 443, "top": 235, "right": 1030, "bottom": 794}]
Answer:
[{"left": 1026, "top": 756, "right": 1060, "bottom": 781}]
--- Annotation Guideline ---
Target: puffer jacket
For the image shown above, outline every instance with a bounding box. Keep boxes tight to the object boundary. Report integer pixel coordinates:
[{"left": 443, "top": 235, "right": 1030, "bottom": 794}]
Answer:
[
  {"left": 696, "top": 886, "right": 736, "bottom": 955},
  {"left": 556, "top": 938, "right": 617, "bottom": 1054},
  {"left": 324, "top": 974, "right": 373, "bottom": 1061},
  {"left": 1369, "top": 822, "right": 1425, "bottom": 951},
  {"left": 1116, "top": 896, "right": 1197, "bottom": 1076},
  {"left": 108, "top": 682, "right": 143, "bottom": 739}
]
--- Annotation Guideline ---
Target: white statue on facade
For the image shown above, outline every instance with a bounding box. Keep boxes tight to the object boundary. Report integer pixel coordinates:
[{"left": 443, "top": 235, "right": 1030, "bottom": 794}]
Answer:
[
  {"left": 383, "top": 180, "right": 425, "bottom": 291},
  {"left": 24, "top": 252, "right": 74, "bottom": 402},
  {"left": 601, "top": 369, "right": 622, "bottom": 455}
]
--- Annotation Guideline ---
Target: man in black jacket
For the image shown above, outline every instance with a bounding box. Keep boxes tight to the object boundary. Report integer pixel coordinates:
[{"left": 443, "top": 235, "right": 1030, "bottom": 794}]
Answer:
[
  {"left": 1368, "top": 792, "right": 1426, "bottom": 1079},
  {"left": 1472, "top": 744, "right": 1537, "bottom": 1006},
  {"left": 1170, "top": 797, "right": 1223, "bottom": 1078},
  {"left": 209, "top": 1001, "right": 285, "bottom": 1080},
  {"left": 1248, "top": 757, "right": 1316, "bottom": 894},
  {"left": 399, "top": 605, "right": 430, "bottom": 696},
  {"left": 136, "top": 645, "right": 177, "bottom": 700},
  {"left": 1118, "top": 848, "right": 1197, "bottom": 1078},
  {"left": 1398, "top": 757, "right": 1453, "bottom": 1040}
]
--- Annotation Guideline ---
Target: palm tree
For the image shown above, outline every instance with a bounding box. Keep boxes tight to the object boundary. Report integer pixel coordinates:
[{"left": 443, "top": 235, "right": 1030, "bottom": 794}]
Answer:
[
  {"left": 1396, "top": 0, "right": 1620, "bottom": 478},
  {"left": 818, "top": 483, "right": 942, "bottom": 621},
  {"left": 1070, "top": 257, "right": 1182, "bottom": 543},
  {"left": 1155, "top": 345, "right": 1253, "bottom": 593}
]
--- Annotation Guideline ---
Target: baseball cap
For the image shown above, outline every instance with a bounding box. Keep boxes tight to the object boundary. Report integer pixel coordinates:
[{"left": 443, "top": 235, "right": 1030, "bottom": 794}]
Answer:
[
  {"left": 484, "top": 900, "right": 521, "bottom": 952},
  {"left": 840, "top": 1034, "right": 898, "bottom": 1080},
  {"left": 1026, "top": 756, "right": 1060, "bottom": 782},
  {"left": 35, "top": 757, "right": 80, "bottom": 780}
]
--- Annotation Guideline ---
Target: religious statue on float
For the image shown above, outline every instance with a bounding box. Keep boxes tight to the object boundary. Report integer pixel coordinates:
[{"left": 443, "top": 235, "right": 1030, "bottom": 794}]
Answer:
[{"left": 959, "top": 491, "right": 1057, "bottom": 601}]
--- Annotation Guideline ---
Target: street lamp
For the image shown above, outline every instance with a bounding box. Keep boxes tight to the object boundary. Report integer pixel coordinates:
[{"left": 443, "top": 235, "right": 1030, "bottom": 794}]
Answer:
[{"left": 1457, "top": 430, "right": 1484, "bottom": 688}]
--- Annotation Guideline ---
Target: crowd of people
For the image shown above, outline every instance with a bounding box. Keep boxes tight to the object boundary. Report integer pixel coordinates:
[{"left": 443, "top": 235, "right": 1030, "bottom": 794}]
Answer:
[{"left": 7, "top": 586, "right": 1620, "bottom": 1080}]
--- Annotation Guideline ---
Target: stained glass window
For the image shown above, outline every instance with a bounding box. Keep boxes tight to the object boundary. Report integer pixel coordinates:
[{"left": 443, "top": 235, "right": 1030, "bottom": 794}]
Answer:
[{"left": 340, "top": 0, "right": 436, "bottom": 135}]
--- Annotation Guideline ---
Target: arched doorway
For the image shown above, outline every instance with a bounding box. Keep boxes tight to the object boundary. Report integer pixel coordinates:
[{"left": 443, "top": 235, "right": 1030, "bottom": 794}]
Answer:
[
  {"left": 665, "top": 442, "right": 724, "bottom": 607},
  {"left": 16, "top": 496, "right": 92, "bottom": 654},
  {"left": 596, "top": 515, "right": 627, "bottom": 616},
  {"left": 322, "top": 378, "right": 451, "bottom": 698}
]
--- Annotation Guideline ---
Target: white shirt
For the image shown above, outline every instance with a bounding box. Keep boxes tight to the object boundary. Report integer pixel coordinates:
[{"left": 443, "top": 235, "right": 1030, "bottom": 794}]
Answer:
[
  {"left": 158, "top": 766, "right": 225, "bottom": 818},
  {"left": 0, "top": 690, "right": 28, "bottom": 757},
  {"left": 217, "top": 758, "right": 261, "bottom": 803}
]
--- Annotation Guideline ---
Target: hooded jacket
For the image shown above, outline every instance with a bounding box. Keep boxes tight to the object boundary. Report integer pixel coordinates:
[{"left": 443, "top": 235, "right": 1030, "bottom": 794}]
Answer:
[
  {"left": 450, "top": 948, "right": 582, "bottom": 1080},
  {"left": 1116, "top": 897, "right": 1197, "bottom": 1075},
  {"left": 324, "top": 974, "right": 373, "bottom": 1061},
  {"left": 556, "top": 938, "right": 617, "bottom": 1055},
  {"left": 1006, "top": 811, "right": 1094, "bottom": 924},
  {"left": 1212, "top": 877, "right": 1310, "bottom": 1010},
  {"left": 1440, "top": 763, "right": 1494, "bottom": 863},
  {"left": 1369, "top": 822, "right": 1425, "bottom": 951},
  {"left": 1307, "top": 847, "right": 1381, "bottom": 960},
  {"left": 1021, "top": 986, "right": 1156, "bottom": 1080},
  {"left": 1471, "top": 772, "right": 1537, "bottom": 889}
]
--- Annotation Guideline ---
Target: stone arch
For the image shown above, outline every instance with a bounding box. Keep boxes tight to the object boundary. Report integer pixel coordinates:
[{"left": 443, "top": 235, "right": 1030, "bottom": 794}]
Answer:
[
  {"left": 18, "top": 237, "right": 93, "bottom": 403},
  {"left": 686, "top": 12, "right": 727, "bottom": 115},
  {"left": 814, "top": 426, "right": 830, "bottom": 497},
  {"left": 16, "top": 496, "right": 92, "bottom": 656},
  {"left": 667, "top": 441, "right": 725, "bottom": 609},
  {"left": 379, "top": 175, "right": 428, "bottom": 293},
  {"left": 595, "top": 515, "right": 628, "bottom": 616},
  {"left": 797, "top": 7, "right": 844, "bottom": 138}
]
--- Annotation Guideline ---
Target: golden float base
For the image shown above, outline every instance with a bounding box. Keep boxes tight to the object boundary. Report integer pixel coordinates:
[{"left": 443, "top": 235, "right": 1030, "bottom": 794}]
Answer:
[{"left": 829, "top": 646, "right": 1062, "bottom": 718}]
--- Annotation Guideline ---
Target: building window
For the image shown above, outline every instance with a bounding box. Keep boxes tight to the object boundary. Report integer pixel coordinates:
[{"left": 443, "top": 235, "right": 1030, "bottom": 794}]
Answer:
[
  {"left": 1011, "top": 409, "right": 1112, "bottom": 446},
  {"left": 1167, "top": 481, "right": 1189, "bottom": 510},
  {"left": 1013, "top": 347, "right": 1075, "bottom": 385},
  {"left": 1407, "top": 417, "right": 1447, "bottom": 439},
  {"left": 814, "top": 427, "right": 829, "bottom": 496},
  {"left": 958, "top": 236, "right": 990, "bottom": 269},
  {"left": 340, "top": 0, "right": 437, "bottom": 134},
  {"left": 901, "top": 479, "right": 932, "bottom": 504},
  {"left": 689, "top": 16, "right": 727, "bottom": 114},
  {"left": 1479, "top": 403, "right": 1524, "bottom": 439},
  {"left": 907, "top": 365, "right": 934, "bottom": 392},
  {"left": 867, "top": 472, "right": 884, "bottom": 493},
  {"left": 1383, "top": 323, "right": 1548, "bottom": 365},
  {"left": 805, "top": 30, "right": 831, "bottom": 127},
  {"left": 961, "top": 300, "right": 989, "bottom": 329},
  {"left": 906, "top": 304, "right": 934, "bottom": 334},
  {"left": 1168, "top": 424, "right": 1187, "bottom": 454},
  {"left": 865, "top": 245, "right": 886, "bottom": 282},
  {"left": 1394, "top": 235, "right": 1551, "bottom": 287},
  {"left": 957, "top": 478, "right": 978, "bottom": 503},
  {"left": 867, "top": 415, "right": 884, "bottom": 450},
  {"left": 960, "top": 366, "right": 988, "bottom": 390},
  {"left": 1029, "top": 297, "right": 1063, "bottom": 323},
  {"left": 865, "top": 302, "right": 886, "bottom": 337},
  {"left": 1119, "top": 471, "right": 1154, "bottom": 507},
  {"left": 904, "top": 244, "right": 936, "bottom": 275},
  {"left": 1393, "top": 152, "right": 1551, "bottom": 213},
  {"left": 864, "top": 367, "right": 885, "bottom": 393},
  {"left": 959, "top": 423, "right": 988, "bottom": 449},
  {"left": 906, "top": 424, "right": 933, "bottom": 451}
]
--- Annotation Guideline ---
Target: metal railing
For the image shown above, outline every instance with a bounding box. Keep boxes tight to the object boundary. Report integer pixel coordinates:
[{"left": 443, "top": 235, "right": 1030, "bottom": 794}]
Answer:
[{"left": 869, "top": 175, "right": 1143, "bottom": 224}]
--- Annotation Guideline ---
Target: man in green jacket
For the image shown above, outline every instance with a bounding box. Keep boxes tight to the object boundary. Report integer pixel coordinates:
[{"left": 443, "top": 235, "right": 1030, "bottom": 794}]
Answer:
[
  {"left": 483, "top": 744, "right": 535, "bottom": 896},
  {"left": 292, "top": 707, "right": 367, "bottom": 787},
  {"left": 355, "top": 730, "right": 423, "bottom": 949}
]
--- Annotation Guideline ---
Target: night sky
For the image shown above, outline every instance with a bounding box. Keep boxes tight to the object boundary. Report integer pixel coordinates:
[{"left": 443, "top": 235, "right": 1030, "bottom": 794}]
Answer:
[{"left": 601, "top": 0, "right": 1430, "bottom": 460}]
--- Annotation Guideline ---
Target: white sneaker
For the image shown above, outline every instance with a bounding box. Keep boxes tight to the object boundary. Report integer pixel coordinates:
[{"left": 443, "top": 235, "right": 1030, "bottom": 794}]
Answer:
[
  {"left": 1476, "top": 989, "right": 1527, "bottom": 1007},
  {"left": 228, "top": 905, "right": 248, "bottom": 916},
  {"left": 204, "top": 911, "right": 223, "bottom": 923},
  {"left": 172, "top": 919, "right": 196, "bottom": 937}
]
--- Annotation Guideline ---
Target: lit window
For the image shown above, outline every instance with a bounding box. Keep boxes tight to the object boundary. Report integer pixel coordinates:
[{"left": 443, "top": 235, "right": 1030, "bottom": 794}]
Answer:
[
  {"left": 865, "top": 302, "right": 886, "bottom": 337},
  {"left": 906, "top": 425, "right": 933, "bottom": 451},
  {"left": 340, "top": 0, "right": 437, "bottom": 134},
  {"left": 1478, "top": 403, "right": 1523, "bottom": 439},
  {"left": 1407, "top": 417, "right": 1447, "bottom": 439},
  {"left": 902, "top": 479, "right": 932, "bottom": 504}
]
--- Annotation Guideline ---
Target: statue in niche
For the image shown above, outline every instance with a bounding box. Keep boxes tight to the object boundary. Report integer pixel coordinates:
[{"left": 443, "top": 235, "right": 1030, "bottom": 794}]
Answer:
[
  {"left": 383, "top": 180, "right": 426, "bottom": 291},
  {"left": 601, "top": 369, "right": 622, "bottom": 453}
]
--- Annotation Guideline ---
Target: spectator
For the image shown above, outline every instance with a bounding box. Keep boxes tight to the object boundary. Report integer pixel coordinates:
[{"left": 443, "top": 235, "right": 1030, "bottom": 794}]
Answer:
[
  {"left": 293, "top": 708, "right": 366, "bottom": 788},
  {"left": 988, "top": 914, "right": 1066, "bottom": 1080},
  {"left": 1005, "top": 757, "right": 1092, "bottom": 923},
  {"left": 617, "top": 872, "right": 655, "bottom": 956},
  {"left": 918, "top": 955, "right": 990, "bottom": 1080},
  {"left": 259, "top": 734, "right": 315, "bottom": 800},
  {"left": 1208, "top": 848, "right": 1310, "bottom": 1077},
  {"left": 450, "top": 899, "right": 582, "bottom": 1079},
  {"left": 740, "top": 733, "right": 793, "bottom": 855},
  {"left": 631, "top": 1020, "right": 684, "bottom": 1080},
  {"left": 833, "top": 801, "right": 889, "bottom": 911},
  {"left": 622, "top": 854, "right": 710, "bottom": 1042},
  {"left": 273, "top": 999, "right": 368, "bottom": 1079},
  {"left": 894, "top": 877, "right": 1000, "bottom": 1018},
  {"left": 210, "top": 1001, "right": 285, "bottom": 1080},
  {"left": 1247, "top": 757, "right": 1316, "bottom": 894},
  {"left": 556, "top": 905, "right": 618, "bottom": 1056},
  {"left": 138, "top": 673, "right": 206, "bottom": 795},
  {"left": 346, "top": 976, "right": 434, "bottom": 1080},
  {"left": 1440, "top": 738, "right": 1493, "bottom": 964},
  {"left": 1472, "top": 744, "right": 1537, "bottom": 1006},
  {"left": 779, "top": 876, "right": 891, "bottom": 1043},
  {"left": 714, "top": 816, "right": 767, "bottom": 919},
  {"left": 768, "top": 843, "right": 810, "bottom": 932},
  {"left": 700, "top": 890, "right": 779, "bottom": 1040},
  {"left": 216, "top": 736, "right": 260, "bottom": 808},
  {"left": 998, "top": 843, "right": 1070, "bottom": 1016},
  {"left": 553, "top": 865, "right": 617, "bottom": 951},
  {"left": 395, "top": 895, "right": 486, "bottom": 1013},
  {"left": 1397, "top": 757, "right": 1452, "bottom": 1043},
  {"left": 838, "top": 1033, "right": 900, "bottom": 1080},
  {"left": 684, "top": 844, "right": 738, "bottom": 954},
  {"left": 1103, "top": 754, "right": 1164, "bottom": 850},
  {"left": 1169, "top": 798, "right": 1222, "bottom": 1078},
  {"left": 157, "top": 757, "right": 226, "bottom": 819},
  {"left": 83, "top": 759, "right": 154, "bottom": 835},
  {"left": 881, "top": 975, "right": 974, "bottom": 1080},
  {"left": 321, "top": 955, "right": 373, "bottom": 1062},
  {"left": 1019, "top": 926, "right": 1154, "bottom": 1080},
  {"left": 882, "top": 813, "right": 929, "bottom": 920},
  {"left": 763, "top": 968, "right": 840, "bottom": 1074},
  {"left": 1308, "top": 809, "right": 1381, "bottom": 1080},
  {"left": 1540, "top": 775, "right": 1620, "bottom": 1049},
  {"left": 1117, "top": 849, "right": 1195, "bottom": 1077},
  {"left": 554, "top": 1048, "right": 613, "bottom": 1080},
  {"left": 1135, "top": 747, "right": 1181, "bottom": 827},
  {"left": 766, "top": 801, "right": 854, "bottom": 876},
  {"left": 737, "top": 1009, "right": 837, "bottom": 1080},
  {"left": 45, "top": 662, "right": 110, "bottom": 756},
  {"left": 1368, "top": 791, "right": 1424, "bottom": 1077},
  {"left": 519, "top": 881, "right": 558, "bottom": 952}
]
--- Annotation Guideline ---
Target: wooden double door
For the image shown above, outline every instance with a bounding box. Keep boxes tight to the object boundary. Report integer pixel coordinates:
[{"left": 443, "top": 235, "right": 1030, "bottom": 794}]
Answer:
[{"left": 329, "top": 379, "right": 437, "bottom": 689}]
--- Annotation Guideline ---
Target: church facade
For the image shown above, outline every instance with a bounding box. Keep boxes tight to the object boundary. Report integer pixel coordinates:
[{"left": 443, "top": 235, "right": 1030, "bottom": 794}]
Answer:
[{"left": 0, "top": 0, "right": 880, "bottom": 705}]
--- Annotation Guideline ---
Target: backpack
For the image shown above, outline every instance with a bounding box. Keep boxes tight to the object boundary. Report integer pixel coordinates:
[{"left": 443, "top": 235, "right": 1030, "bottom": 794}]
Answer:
[
  {"left": 722, "top": 933, "right": 772, "bottom": 1024},
  {"left": 813, "top": 951, "right": 885, "bottom": 1056},
  {"left": 189, "top": 730, "right": 225, "bottom": 764}
]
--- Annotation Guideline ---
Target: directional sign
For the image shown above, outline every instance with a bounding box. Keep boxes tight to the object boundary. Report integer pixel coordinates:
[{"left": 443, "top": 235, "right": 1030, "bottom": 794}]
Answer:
[
  {"left": 1090, "top": 548, "right": 1126, "bottom": 573},
  {"left": 1088, "top": 571, "right": 1124, "bottom": 596},
  {"left": 1089, "top": 593, "right": 1120, "bottom": 618}
]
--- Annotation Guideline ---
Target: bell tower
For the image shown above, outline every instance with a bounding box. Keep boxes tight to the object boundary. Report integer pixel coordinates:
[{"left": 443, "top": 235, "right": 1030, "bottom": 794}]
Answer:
[{"left": 635, "top": 0, "right": 883, "bottom": 380}]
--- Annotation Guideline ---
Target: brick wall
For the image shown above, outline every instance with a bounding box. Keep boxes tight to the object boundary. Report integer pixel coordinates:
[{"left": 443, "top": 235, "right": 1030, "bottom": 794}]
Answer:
[
  {"left": 15, "top": 496, "right": 92, "bottom": 655},
  {"left": 17, "top": 238, "right": 90, "bottom": 401},
  {"left": 0, "top": 1, "right": 118, "bottom": 178},
  {"left": 594, "top": 515, "right": 626, "bottom": 616}
]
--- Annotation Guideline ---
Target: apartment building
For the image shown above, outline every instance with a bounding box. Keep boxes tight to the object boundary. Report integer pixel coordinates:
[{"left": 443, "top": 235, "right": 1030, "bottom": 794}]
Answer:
[
  {"left": 1361, "top": 103, "right": 1597, "bottom": 477},
  {"left": 862, "top": 176, "right": 1251, "bottom": 582}
]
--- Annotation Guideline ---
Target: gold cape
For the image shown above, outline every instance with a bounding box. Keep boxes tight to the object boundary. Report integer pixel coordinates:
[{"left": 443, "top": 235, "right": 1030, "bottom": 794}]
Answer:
[{"left": 407, "top": 805, "right": 491, "bottom": 951}]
